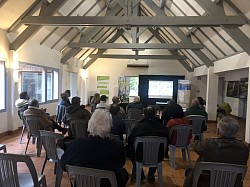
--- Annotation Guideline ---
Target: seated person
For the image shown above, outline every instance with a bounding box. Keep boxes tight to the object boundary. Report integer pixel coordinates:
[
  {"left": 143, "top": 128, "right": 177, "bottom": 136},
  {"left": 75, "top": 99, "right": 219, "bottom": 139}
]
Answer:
[
  {"left": 184, "top": 116, "right": 249, "bottom": 187},
  {"left": 197, "top": 96, "right": 206, "bottom": 110},
  {"left": 126, "top": 106, "right": 169, "bottom": 182},
  {"left": 23, "top": 99, "right": 67, "bottom": 135},
  {"left": 161, "top": 99, "right": 176, "bottom": 125},
  {"left": 107, "top": 96, "right": 127, "bottom": 119},
  {"left": 96, "top": 95, "right": 108, "bottom": 109},
  {"left": 15, "top": 91, "right": 30, "bottom": 119},
  {"left": 126, "top": 96, "right": 144, "bottom": 113},
  {"left": 167, "top": 104, "right": 191, "bottom": 145},
  {"left": 61, "top": 109, "right": 129, "bottom": 187},
  {"left": 66, "top": 97, "right": 91, "bottom": 136},
  {"left": 185, "top": 98, "right": 208, "bottom": 137},
  {"left": 90, "top": 93, "right": 100, "bottom": 113},
  {"left": 109, "top": 104, "right": 126, "bottom": 141}
]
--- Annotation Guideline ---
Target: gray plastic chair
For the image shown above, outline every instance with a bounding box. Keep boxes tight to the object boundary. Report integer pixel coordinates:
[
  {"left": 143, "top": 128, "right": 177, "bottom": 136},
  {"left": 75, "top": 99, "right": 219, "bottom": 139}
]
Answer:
[
  {"left": 69, "top": 119, "right": 88, "bottom": 139},
  {"left": 18, "top": 110, "right": 28, "bottom": 144},
  {"left": 0, "top": 153, "right": 47, "bottom": 187},
  {"left": 134, "top": 136, "right": 168, "bottom": 187},
  {"left": 39, "top": 130, "right": 64, "bottom": 187},
  {"left": 192, "top": 162, "right": 247, "bottom": 187},
  {"left": 123, "top": 119, "right": 136, "bottom": 142},
  {"left": 66, "top": 165, "right": 118, "bottom": 187},
  {"left": 24, "top": 116, "right": 43, "bottom": 157},
  {"left": 187, "top": 115, "right": 207, "bottom": 140},
  {"left": 169, "top": 125, "right": 192, "bottom": 170},
  {"left": 127, "top": 108, "right": 143, "bottom": 121}
]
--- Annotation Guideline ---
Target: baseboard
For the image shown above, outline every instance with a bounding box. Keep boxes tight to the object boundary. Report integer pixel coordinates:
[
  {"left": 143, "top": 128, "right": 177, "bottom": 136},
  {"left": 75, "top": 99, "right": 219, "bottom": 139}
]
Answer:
[{"left": 0, "top": 126, "right": 22, "bottom": 137}]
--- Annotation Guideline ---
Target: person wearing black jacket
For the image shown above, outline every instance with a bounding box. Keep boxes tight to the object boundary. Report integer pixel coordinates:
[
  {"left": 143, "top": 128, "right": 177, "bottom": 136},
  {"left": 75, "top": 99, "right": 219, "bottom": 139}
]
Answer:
[{"left": 126, "top": 105, "right": 169, "bottom": 182}]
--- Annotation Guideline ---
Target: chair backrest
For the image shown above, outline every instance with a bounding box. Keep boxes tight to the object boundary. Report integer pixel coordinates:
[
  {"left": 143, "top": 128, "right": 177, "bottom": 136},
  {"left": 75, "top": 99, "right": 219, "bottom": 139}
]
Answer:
[
  {"left": 187, "top": 115, "right": 206, "bottom": 135},
  {"left": 24, "top": 116, "right": 44, "bottom": 138},
  {"left": 66, "top": 165, "right": 118, "bottom": 187},
  {"left": 69, "top": 119, "right": 88, "bottom": 139},
  {"left": 0, "top": 153, "right": 40, "bottom": 187},
  {"left": 123, "top": 119, "right": 136, "bottom": 141},
  {"left": 56, "top": 105, "right": 67, "bottom": 124},
  {"left": 134, "top": 136, "right": 168, "bottom": 165},
  {"left": 127, "top": 108, "right": 143, "bottom": 120},
  {"left": 192, "top": 162, "right": 247, "bottom": 187},
  {"left": 169, "top": 125, "right": 192, "bottom": 147},
  {"left": 39, "top": 130, "right": 64, "bottom": 161}
]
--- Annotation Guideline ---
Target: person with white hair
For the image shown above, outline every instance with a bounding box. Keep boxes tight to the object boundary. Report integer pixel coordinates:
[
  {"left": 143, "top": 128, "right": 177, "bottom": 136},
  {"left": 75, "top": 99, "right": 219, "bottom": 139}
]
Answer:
[
  {"left": 61, "top": 109, "right": 129, "bottom": 187},
  {"left": 184, "top": 116, "right": 249, "bottom": 187},
  {"left": 126, "top": 95, "right": 144, "bottom": 113}
]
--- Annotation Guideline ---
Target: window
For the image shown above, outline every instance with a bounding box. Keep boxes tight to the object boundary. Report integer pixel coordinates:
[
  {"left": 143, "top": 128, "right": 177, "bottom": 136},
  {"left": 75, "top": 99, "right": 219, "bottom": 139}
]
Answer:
[
  {"left": 0, "top": 61, "right": 5, "bottom": 110},
  {"left": 19, "top": 63, "right": 59, "bottom": 103}
]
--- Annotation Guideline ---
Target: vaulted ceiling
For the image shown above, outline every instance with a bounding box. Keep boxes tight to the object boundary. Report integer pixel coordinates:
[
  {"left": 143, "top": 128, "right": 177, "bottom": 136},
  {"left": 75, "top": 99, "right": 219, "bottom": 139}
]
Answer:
[{"left": 1, "top": 0, "right": 250, "bottom": 72}]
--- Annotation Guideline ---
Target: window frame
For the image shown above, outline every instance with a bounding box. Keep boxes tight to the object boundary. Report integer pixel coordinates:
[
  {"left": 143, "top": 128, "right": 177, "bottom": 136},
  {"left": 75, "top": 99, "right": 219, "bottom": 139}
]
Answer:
[
  {"left": 19, "top": 62, "right": 59, "bottom": 104},
  {"left": 0, "top": 61, "right": 6, "bottom": 112}
]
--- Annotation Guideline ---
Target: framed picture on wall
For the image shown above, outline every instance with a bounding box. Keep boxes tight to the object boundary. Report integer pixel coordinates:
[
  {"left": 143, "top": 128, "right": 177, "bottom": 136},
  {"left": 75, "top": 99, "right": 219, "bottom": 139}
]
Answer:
[{"left": 226, "top": 81, "right": 239, "bottom": 98}]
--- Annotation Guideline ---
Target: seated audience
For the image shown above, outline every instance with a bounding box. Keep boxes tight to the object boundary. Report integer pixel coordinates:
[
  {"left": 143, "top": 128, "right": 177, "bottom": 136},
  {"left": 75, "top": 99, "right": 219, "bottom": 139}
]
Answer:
[
  {"left": 197, "top": 96, "right": 206, "bottom": 109},
  {"left": 126, "top": 96, "right": 144, "bottom": 113},
  {"left": 96, "top": 95, "right": 108, "bottom": 109},
  {"left": 109, "top": 104, "right": 126, "bottom": 141},
  {"left": 167, "top": 104, "right": 191, "bottom": 145},
  {"left": 161, "top": 99, "right": 176, "bottom": 125},
  {"left": 90, "top": 93, "right": 100, "bottom": 113},
  {"left": 185, "top": 98, "right": 208, "bottom": 139},
  {"left": 23, "top": 99, "right": 67, "bottom": 134},
  {"left": 126, "top": 106, "right": 169, "bottom": 182},
  {"left": 61, "top": 109, "right": 129, "bottom": 187},
  {"left": 15, "top": 91, "right": 30, "bottom": 119},
  {"left": 66, "top": 96, "right": 91, "bottom": 126},
  {"left": 184, "top": 116, "right": 249, "bottom": 187},
  {"left": 107, "top": 96, "right": 127, "bottom": 119}
]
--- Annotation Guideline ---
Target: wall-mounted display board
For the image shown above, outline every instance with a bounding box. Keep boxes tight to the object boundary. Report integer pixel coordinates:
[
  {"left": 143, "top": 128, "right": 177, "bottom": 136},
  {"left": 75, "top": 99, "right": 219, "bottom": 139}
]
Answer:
[{"left": 226, "top": 81, "right": 239, "bottom": 98}]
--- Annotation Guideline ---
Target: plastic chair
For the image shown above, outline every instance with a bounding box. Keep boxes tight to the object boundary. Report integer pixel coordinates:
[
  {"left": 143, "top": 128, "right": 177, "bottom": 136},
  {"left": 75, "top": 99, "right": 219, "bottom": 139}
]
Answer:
[
  {"left": 66, "top": 165, "right": 118, "bottom": 187},
  {"left": 169, "top": 125, "right": 192, "bottom": 170},
  {"left": 24, "top": 116, "right": 43, "bottom": 157},
  {"left": 187, "top": 115, "right": 207, "bottom": 140},
  {"left": 123, "top": 119, "right": 136, "bottom": 142},
  {"left": 192, "top": 162, "right": 247, "bottom": 187},
  {"left": 134, "top": 136, "right": 168, "bottom": 187},
  {"left": 127, "top": 108, "right": 143, "bottom": 121},
  {"left": 56, "top": 105, "right": 67, "bottom": 127},
  {"left": 69, "top": 119, "right": 88, "bottom": 139},
  {"left": 0, "top": 144, "right": 6, "bottom": 153},
  {"left": 0, "top": 153, "right": 47, "bottom": 187},
  {"left": 39, "top": 130, "right": 64, "bottom": 187}
]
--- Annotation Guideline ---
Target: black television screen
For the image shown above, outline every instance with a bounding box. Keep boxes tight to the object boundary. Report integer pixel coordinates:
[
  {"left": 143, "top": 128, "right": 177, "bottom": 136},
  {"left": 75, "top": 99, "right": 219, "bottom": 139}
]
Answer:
[{"left": 148, "top": 80, "right": 173, "bottom": 99}]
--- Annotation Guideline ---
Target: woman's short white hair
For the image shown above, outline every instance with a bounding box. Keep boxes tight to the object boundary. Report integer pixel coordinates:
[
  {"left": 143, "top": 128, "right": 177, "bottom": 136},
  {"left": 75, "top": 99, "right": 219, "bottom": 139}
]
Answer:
[
  {"left": 87, "top": 109, "right": 112, "bottom": 138},
  {"left": 217, "top": 116, "right": 239, "bottom": 138}
]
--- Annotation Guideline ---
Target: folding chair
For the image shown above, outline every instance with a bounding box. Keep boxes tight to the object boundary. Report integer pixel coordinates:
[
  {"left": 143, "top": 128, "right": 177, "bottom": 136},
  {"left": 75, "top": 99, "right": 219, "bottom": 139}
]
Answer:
[
  {"left": 0, "top": 153, "right": 47, "bottom": 187},
  {"left": 169, "top": 125, "right": 192, "bottom": 170},
  {"left": 192, "top": 162, "right": 247, "bottom": 187},
  {"left": 40, "top": 130, "right": 64, "bottom": 187},
  {"left": 66, "top": 165, "right": 118, "bottom": 187},
  {"left": 134, "top": 136, "right": 168, "bottom": 187}
]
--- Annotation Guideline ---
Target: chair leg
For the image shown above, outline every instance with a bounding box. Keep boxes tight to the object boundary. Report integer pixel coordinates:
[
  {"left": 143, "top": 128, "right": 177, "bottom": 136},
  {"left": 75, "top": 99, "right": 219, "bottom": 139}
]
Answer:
[
  {"left": 41, "top": 158, "right": 48, "bottom": 174},
  {"left": 25, "top": 136, "right": 31, "bottom": 155},
  {"left": 157, "top": 163, "right": 163, "bottom": 187},
  {"left": 136, "top": 162, "right": 142, "bottom": 187},
  {"left": 36, "top": 137, "right": 42, "bottom": 157},
  {"left": 20, "top": 124, "right": 26, "bottom": 144},
  {"left": 186, "top": 145, "right": 191, "bottom": 167},
  {"left": 169, "top": 146, "right": 176, "bottom": 170},
  {"left": 55, "top": 161, "right": 63, "bottom": 187}
]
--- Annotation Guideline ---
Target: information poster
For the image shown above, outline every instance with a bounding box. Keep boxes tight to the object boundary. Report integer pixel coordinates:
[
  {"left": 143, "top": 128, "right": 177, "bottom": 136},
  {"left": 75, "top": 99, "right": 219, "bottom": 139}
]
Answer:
[
  {"left": 97, "top": 76, "right": 109, "bottom": 96},
  {"left": 177, "top": 80, "right": 191, "bottom": 109}
]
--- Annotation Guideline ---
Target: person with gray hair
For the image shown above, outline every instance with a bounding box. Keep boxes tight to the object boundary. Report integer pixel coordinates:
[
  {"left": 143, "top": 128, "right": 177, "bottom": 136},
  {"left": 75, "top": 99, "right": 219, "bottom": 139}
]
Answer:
[
  {"left": 126, "top": 95, "right": 144, "bottom": 113},
  {"left": 184, "top": 116, "right": 249, "bottom": 187},
  {"left": 61, "top": 109, "right": 129, "bottom": 187}
]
